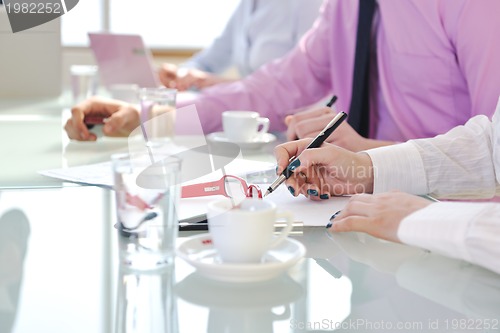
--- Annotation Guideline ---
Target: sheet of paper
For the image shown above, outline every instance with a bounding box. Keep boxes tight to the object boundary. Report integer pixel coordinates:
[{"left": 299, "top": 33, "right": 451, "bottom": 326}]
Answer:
[
  {"left": 38, "top": 158, "right": 275, "bottom": 189},
  {"left": 178, "top": 184, "right": 349, "bottom": 227},
  {"left": 39, "top": 161, "right": 114, "bottom": 188},
  {"left": 265, "top": 185, "right": 349, "bottom": 226},
  {"left": 39, "top": 158, "right": 347, "bottom": 226}
]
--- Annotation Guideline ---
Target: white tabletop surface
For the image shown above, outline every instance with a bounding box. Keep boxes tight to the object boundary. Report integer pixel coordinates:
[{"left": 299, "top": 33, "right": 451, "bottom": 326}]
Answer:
[{"left": 0, "top": 97, "right": 499, "bottom": 333}]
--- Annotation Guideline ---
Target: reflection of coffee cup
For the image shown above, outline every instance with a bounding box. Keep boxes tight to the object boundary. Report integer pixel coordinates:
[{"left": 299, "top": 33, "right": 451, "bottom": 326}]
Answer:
[
  {"left": 175, "top": 272, "right": 303, "bottom": 333},
  {"left": 222, "top": 111, "right": 270, "bottom": 142},
  {"left": 207, "top": 198, "right": 293, "bottom": 263}
]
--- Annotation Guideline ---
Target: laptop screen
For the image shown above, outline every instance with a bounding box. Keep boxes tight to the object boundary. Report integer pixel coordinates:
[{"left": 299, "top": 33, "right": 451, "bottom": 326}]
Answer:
[{"left": 88, "top": 33, "right": 160, "bottom": 88}]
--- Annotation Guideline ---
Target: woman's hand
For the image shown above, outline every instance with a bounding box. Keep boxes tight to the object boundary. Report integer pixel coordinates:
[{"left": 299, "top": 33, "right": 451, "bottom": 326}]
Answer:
[
  {"left": 274, "top": 139, "right": 374, "bottom": 199},
  {"left": 329, "top": 192, "right": 433, "bottom": 242}
]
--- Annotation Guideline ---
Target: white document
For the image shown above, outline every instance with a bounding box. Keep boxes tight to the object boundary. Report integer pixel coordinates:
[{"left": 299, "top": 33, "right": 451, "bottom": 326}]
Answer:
[
  {"left": 178, "top": 185, "right": 349, "bottom": 227},
  {"left": 40, "top": 161, "right": 114, "bottom": 188},
  {"left": 39, "top": 158, "right": 348, "bottom": 226},
  {"left": 265, "top": 186, "right": 349, "bottom": 227},
  {"left": 38, "top": 158, "right": 275, "bottom": 188}
]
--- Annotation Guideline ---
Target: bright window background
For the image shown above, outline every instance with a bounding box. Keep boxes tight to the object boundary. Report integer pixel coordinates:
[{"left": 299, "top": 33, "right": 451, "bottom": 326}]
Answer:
[
  {"left": 61, "top": 0, "right": 103, "bottom": 46},
  {"left": 62, "top": 0, "right": 239, "bottom": 49}
]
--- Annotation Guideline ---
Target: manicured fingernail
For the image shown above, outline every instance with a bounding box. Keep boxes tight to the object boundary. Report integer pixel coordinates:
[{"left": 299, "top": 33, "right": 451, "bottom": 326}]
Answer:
[
  {"left": 287, "top": 186, "right": 295, "bottom": 195},
  {"left": 143, "top": 212, "right": 158, "bottom": 221},
  {"left": 326, "top": 211, "right": 341, "bottom": 228},
  {"left": 307, "top": 189, "right": 318, "bottom": 196},
  {"left": 275, "top": 165, "right": 279, "bottom": 174},
  {"left": 287, "top": 159, "right": 301, "bottom": 171},
  {"left": 330, "top": 210, "right": 342, "bottom": 220},
  {"left": 320, "top": 194, "right": 329, "bottom": 200}
]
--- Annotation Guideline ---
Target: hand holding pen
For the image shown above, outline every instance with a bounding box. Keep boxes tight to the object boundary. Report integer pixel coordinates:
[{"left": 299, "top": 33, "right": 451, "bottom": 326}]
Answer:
[
  {"left": 265, "top": 96, "right": 347, "bottom": 197},
  {"left": 285, "top": 95, "right": 341, "bottom": 141},
  {"left": 272, "top": 135, "right": 374, "bottom": 200}
]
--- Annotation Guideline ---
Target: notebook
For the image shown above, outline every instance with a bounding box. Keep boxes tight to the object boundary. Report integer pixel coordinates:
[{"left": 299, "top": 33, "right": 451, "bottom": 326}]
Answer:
[{"left": 88, "top": 32, "right": 160, "bottom": 88}]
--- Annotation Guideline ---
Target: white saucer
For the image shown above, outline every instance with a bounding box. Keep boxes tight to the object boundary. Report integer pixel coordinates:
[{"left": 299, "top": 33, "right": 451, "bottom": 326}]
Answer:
[
  {"left": 176, "top": 234, "right": 306, "bottom": 283},
  {"left": 206, "top": 132, "right": 277, "bottom": 150}
]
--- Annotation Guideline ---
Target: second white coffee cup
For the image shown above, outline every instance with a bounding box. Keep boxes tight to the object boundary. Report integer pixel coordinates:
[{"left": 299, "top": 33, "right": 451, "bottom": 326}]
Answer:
[
  {"left": 222, "top": 111, "right": 270, "bottom": 142},
  {"left": 207, "top": 198, "right": 294, "bottom": 263}
]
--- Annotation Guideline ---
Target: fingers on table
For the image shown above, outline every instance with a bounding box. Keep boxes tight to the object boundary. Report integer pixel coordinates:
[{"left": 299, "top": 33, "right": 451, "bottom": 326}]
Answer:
[{"left": 329, "top": 195, "right": 374, "bottom": 232}]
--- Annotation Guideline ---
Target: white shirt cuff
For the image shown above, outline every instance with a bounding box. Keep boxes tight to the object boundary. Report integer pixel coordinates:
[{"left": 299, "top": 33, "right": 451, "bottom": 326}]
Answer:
[
  {"left": 397, "top": 202, "right": 490, "bottom": 263},
  {"left": 365, "top": 142, "right": 428, "bottom": 194}
]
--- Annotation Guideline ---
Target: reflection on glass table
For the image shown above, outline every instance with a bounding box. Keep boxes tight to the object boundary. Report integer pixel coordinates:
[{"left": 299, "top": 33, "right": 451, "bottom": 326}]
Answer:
[
  {"left": 0, "top": 208, "right": 30, "bottom": 333},
  {"left": 324, "top": 232, "right": 500, "bottom": 332},
  {"left": 115, "top": 265, "right": 178, "bottom": 333},
  {"left": 174, "top": 257, "right": 353, "bottom": 333},
  {"left": 175, "top": 272, "right": 302, "bottom": 333},
  {"left": 0, "top": 187, "right": 499, "bottom": 333}
]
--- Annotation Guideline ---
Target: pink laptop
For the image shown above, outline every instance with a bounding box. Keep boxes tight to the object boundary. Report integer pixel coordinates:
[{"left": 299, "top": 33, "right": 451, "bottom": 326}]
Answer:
[{"left": 88, "top": 33, "right": 160, "bottom": 88}]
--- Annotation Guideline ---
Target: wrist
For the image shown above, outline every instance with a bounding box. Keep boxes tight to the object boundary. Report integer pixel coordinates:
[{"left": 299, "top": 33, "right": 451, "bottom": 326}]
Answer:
[
  {"left": 356, "top": 152, "right": 374, "bottom": 193},
  {"left": 363, "top": 139, "right": 396, "bottom": 150}
]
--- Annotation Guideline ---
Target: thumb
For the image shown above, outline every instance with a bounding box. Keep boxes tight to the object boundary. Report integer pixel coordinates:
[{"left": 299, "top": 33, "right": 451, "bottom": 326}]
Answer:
[{"left": 103, "top": 106, "right": 140, "bottom": 137}]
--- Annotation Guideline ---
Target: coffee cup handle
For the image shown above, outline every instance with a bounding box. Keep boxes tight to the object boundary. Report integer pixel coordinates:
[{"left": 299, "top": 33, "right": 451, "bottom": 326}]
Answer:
[
  {"left": 257, "top": 117, "right": 270, "bottom": 134},
  {"left": 272, "top": 304, "right": 291, "bottom": 320},
  {"left": 269, "top": 211, "right": 294, "bottom": 248}
]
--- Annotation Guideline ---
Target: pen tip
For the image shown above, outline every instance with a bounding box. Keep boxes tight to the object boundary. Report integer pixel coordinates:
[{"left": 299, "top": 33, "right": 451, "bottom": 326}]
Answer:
[{"left": 263, "top": 190, "right": 270, "bottom": 197}]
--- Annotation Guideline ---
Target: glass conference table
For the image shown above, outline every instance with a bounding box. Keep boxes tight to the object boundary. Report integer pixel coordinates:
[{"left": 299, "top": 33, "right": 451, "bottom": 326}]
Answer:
[{"left": 1, "top": 97, "right": 499, "bottom": 333}]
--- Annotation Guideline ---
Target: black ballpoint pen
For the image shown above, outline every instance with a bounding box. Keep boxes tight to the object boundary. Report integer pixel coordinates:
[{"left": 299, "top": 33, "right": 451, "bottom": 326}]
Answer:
[{"left": 264, "top": 97, "right": 347, "bottom": 197}]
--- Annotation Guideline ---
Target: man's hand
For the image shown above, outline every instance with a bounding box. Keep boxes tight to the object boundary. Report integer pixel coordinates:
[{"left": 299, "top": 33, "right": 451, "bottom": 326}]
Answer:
[{"left": 64, "top": 97, "right": 140, "bottom": 141}]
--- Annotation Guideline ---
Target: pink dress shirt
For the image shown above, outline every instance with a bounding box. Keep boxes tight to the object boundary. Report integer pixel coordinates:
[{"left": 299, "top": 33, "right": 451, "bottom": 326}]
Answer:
[{"left": 177, "top": 0, "right": 500, "bottom": 141}]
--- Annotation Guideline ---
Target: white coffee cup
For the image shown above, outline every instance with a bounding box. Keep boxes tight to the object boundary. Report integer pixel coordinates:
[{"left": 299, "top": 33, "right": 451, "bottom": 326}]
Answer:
[
  {"left": 207, "top": 198, "right": 294, "bottom": 263},
  {"left": 222, "top": 111, "right": 270, "bottom": 142}
]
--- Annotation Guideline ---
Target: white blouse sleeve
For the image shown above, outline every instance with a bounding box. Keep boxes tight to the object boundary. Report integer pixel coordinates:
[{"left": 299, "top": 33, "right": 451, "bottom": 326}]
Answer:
[
  {"left": 411, "top": 115, "right": 499, "bottom": 199},
  {"left": 367, "top": 114, "right": 499, "bottom": 199},
  {"left": 398, "top": 202, "right": 500, "bottom": 275},
  {"left": 366, "top": 97, "right": 500, "bottom": 275}
]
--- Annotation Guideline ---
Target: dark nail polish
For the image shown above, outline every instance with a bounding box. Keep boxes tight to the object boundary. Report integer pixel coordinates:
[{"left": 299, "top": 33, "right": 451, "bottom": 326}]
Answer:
[
  {"left": 330, "top": 210, "right": 342, "bottom": 220},
  {"left": 275, "top": 165, "right": 279, "bottom": 174},
  {"left": 326, "top": 222, "right": 332, "bottom": 229},
  {"left": 320, "top": 194, "right": 329, "bottom": 200},
  {"left": 144, "top": 212, "right": 158, "bottom": 221},
  {"left": 287, "top": 159, "right": 301, "bottom": 171},
  {"left": 288, "top": 186, "right": 295, "bottom": 195},
  {"left": 307, "top": 189, "right": 318, "bottom": 196}
]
